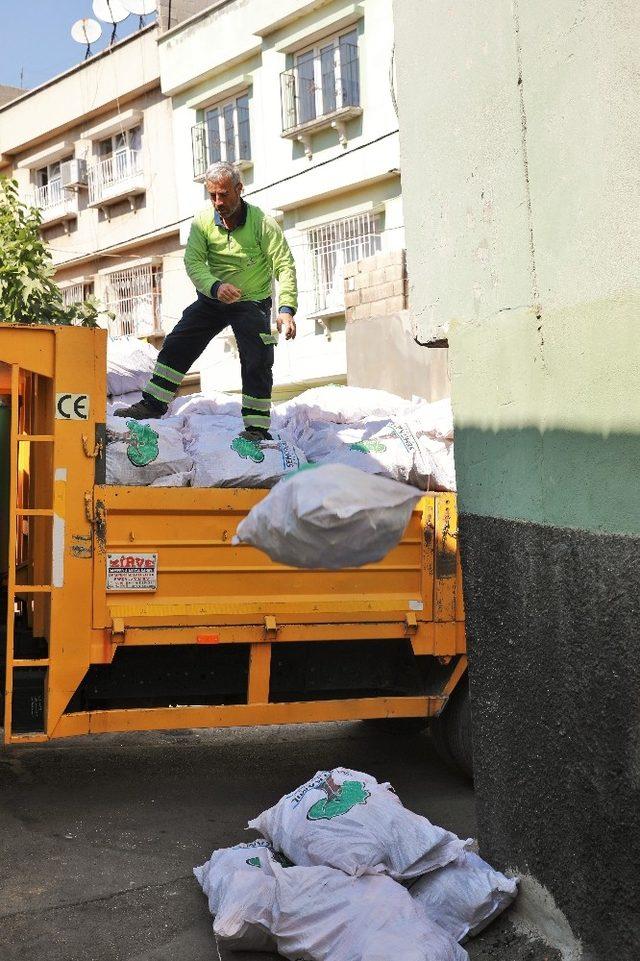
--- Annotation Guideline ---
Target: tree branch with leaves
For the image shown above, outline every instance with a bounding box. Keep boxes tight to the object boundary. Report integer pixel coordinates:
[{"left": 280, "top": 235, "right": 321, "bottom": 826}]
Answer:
[{"left": 0, "top": 176, "right": 111, "bottom": 328}]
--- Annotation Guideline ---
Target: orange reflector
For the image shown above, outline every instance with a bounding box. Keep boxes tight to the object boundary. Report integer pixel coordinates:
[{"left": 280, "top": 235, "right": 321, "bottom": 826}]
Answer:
[{"left": 197, "top": 633, "right": 220, "bottom": 645}]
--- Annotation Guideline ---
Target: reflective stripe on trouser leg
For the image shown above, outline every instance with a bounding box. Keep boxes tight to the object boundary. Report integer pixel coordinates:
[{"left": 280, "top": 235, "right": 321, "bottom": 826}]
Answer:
[
  {"left": 243, "top": 413, "right": 272, "bottom": 430},
  {"left": 144, "top": 380, "right": 176, "bottom": 404},
  {"left": 142, "top": 296, "right": 232, "bottom": 409},
  {"left": 242, "top": 394, "right": 271, "bottom": 412},
  {"left": 241, "top": 394, "right": 272, "bottom": 431},
  {"left": 153, "top": 361, "right": 185, "bottom": 386},
  {"left": 232, "top": 302, "right": 274, "bottom": 432}
]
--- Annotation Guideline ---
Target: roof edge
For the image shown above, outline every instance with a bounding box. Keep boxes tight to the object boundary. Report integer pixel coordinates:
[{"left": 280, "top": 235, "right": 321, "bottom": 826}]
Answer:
[{"left": 0, "top": 23, "right": 158, "bottom": 116}]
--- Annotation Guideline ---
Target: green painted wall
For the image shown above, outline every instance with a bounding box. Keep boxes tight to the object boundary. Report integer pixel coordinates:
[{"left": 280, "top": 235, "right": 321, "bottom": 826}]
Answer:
[
  {"left": 395, "top": 0, "right": 640, "bottom": 536},
  {"left": 449, "top": 293, "right": 640, "bottom": 535}
]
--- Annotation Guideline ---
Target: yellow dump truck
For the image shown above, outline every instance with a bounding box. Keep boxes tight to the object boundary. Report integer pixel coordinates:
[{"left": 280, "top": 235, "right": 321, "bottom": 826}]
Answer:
[{"left": 0, "top": 324, "right": 469, "bottom": 773}]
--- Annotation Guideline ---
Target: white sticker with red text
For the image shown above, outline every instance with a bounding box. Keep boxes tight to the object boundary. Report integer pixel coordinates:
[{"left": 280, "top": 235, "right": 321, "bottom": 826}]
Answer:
[{"left": 106, "top": 553, "right": 158, "bottom": 592}]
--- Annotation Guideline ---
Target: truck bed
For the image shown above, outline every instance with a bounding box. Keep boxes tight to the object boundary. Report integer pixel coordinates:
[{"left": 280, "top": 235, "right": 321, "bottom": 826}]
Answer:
[{"left": 1, "top": 323, "right": 466, "bottom": 744}]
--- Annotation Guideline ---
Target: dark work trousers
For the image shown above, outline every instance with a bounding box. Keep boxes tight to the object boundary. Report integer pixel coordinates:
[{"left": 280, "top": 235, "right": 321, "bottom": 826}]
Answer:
[{"left": 143, "top": 293, "right": 275, "bottom": 431}]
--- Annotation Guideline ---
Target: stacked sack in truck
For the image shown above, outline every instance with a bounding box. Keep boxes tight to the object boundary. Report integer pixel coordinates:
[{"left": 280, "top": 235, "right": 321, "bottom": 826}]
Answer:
[
  {"left": 194, "top": 768, "right": 518, "bottom": 961},
  {"left": 282, "top": 385, "right": 455, "bottom": 492},
  {"left": 105, "top": 415, "right": 194, "bottom": 487},
  {"left": 184, "top": 414, "right": 306, "bottom": 488},
  {"left": 106, "top": 336, "right": 158, "bottom": 411},
  {"left": 104, "top": 340, "right": 456, "bottom": 492}
]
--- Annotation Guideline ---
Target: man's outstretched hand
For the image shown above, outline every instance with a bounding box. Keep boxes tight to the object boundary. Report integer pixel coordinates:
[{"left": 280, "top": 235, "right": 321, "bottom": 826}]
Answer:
[
  {"left": 217, "top": 283, "right": 242, "bottom": 304},
  {"left": 277, "top": 312, "right": 297, "bottom": 340}
]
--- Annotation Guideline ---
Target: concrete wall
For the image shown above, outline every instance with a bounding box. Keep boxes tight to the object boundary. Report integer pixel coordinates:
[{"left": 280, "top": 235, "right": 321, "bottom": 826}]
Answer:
[
  {"left": 344, "top": 249, "right": 450, "bottom": 401},
  {"left": 346, "top": 310, "right": 449, "bottom": 401},
  {"left": 395, "top": 0, "right": 640, "bottom": 958},
  {"left": 157, "top": 0, "right": 218, "bottom": 30},
  {"left": 159, "top": 0, "right": 404, "bottom": 391}
]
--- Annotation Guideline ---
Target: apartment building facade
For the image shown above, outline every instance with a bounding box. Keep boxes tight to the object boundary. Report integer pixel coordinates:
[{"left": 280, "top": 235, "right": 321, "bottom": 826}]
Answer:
[
  {"left": 0, "top": 25, "right": 183, "bottom": 348},
  {"left": 158, "top": 0, "right": 404, "bottom": 397}
]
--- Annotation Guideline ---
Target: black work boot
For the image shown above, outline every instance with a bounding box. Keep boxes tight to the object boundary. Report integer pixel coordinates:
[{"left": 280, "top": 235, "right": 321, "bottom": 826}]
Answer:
[
  {"left": 239, "top": 426, "right": 273, "bottom": 442},
  {"left": 113, "top": 397, "right": 168, "bottom": 420}
]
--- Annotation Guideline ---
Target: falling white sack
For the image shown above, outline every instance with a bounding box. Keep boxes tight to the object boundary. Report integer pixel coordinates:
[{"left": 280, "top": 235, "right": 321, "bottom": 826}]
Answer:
[{"left": 233, "top": 464, "right": 424, "bottom": 569}]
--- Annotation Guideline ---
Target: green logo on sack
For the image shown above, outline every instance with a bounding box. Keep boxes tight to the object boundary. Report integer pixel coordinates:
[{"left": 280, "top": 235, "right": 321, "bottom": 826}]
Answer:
[
  {"left": 231, "top": 436, "right": 265, "bottom": 463},
  {"left": 246, "top": 856, "right": 262, "bottom": 867},
  {"left": 126, "top": 420, "right": 159, "bottom": 467},
  {"left": 349, "top": 440, "right": 387, "bottom": 454},
  {"left": 306, "top": 775, "right": 370, "bottom": 821}
]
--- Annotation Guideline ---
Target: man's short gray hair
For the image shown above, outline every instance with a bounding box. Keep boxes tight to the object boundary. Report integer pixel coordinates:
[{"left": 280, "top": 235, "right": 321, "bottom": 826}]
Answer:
[{"left": 204, "top": 161, "right": 242, "bottom": 187}]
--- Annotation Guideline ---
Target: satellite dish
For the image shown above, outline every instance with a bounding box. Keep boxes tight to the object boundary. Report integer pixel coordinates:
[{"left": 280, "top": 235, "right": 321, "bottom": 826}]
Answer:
[
  {"left": 121, "top": 0, "right": 158, "bottom": 14},
  {"left": 92, "top": 0, "right": 130, "bottom": 22},
  {"left": 71, "top": 18, "right": 102, "bottom": 59},
  {"left": 93, "top": 0, "right": 130, "bottom": 45}
]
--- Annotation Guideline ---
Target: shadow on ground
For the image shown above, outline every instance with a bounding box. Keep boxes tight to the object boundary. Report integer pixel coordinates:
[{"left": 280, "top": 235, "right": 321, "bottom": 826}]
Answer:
[{"left": 0, "top": 722, "right": 560, "bottom": 961}]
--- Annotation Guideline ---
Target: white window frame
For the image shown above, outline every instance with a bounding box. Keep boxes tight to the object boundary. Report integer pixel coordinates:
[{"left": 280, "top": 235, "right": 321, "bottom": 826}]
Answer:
[
  {"left": 97, "top": 126, "right": 142, "bottom": 160},
  {"left": 294, "top": 27, "right": 359, "bottom": 125},
  {"left": 34, "top": 160, "right": 64, "bottom": 209},
  {"left": 203, "top": 92, "right": 251, "bottom": 167}
]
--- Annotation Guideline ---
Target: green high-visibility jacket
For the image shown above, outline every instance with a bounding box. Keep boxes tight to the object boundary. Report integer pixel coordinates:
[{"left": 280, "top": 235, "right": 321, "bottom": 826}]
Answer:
[{"left": 184, "top": 200, "right": 298, "bottom": 312}]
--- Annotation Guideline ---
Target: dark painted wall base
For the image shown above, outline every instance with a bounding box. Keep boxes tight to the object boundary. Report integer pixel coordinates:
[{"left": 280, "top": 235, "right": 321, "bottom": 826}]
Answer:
[{"left": 459, "top": 513, "right": 640, "bottom": 961}]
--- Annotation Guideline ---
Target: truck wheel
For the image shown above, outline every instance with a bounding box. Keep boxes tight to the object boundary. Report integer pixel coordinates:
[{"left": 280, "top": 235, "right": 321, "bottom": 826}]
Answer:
[
  {"left": 429, "top": 710, "right": 456, "bottom": 769},
  {"left": 429, "top": 676, "right": 473, "bottom": 780}
]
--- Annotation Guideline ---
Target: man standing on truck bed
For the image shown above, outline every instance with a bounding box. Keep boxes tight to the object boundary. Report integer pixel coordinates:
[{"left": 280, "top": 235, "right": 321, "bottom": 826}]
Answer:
[{"left": 115, "top": 161, "right": 297, "bottom": 442}]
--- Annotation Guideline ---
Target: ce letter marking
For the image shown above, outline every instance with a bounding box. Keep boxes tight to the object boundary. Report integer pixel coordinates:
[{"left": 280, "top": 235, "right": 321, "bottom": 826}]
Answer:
[{"left": 56, "top": 393, "right": 90, "bottom": 421}]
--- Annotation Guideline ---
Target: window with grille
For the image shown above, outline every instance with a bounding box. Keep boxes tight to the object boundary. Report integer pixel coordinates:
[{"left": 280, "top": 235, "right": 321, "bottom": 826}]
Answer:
[
  {"left": 306, "top": 211, "right": 381, "bottom": 313},
  {"left": 60, "top": 282, "right": 94, "bottom": 307},
  {"left": 103, "top": 265, "right": 162, "bottom": 339},
  {"left": 281, "top": 29, "right": 360, "bottom": 133},
  {"left": 191, "top": 93, "right": 251, "bottom": 179}
]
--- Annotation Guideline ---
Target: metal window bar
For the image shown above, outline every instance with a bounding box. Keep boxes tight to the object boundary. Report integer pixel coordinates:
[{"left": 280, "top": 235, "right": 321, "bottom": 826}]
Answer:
[
  {"left": 280, "top": 41, "right": 359, "bottom": 134},
  {"left": 307, "top": 212, "right": 381, "bottom": 313},
  {"left": 88, "top": 148, "right": 143, "bottom": 204},
  {"left": 60, "top": 282, "right": 94, "bottom": 307},
  {"left": 104, "top": 265, "right": 162, "bottom": 339}
]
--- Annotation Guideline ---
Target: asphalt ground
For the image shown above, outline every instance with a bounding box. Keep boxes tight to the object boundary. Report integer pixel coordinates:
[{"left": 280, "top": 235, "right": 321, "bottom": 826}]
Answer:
[{"left": 0, "top": 721, "right": 560, "bottom": 961}]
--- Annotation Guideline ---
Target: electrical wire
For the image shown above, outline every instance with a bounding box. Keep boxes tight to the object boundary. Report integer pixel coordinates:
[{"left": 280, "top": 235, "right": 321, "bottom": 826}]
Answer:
[{"left": 48, "top": 130, "right": 401, "bottom": 268}]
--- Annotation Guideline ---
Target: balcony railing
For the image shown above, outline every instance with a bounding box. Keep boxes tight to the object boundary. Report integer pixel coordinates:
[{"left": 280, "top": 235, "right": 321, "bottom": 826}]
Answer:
[
  {"left": 104, "top": 264, "right": 162, "bottom": 339},
  {"left": 32, "top": 181, "right": 77, "bottom": 224},
  {"left": 281, "top": 43, "right": 360, "bottom": 135},
  {"left": 88, "top": 148, "right": 144, "bottom": 206}
]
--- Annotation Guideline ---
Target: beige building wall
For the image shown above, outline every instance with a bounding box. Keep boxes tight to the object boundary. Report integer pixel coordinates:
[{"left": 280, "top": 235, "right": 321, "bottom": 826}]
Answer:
[{"left": 0, "top": 25, "right": 182, "bottom": 348}]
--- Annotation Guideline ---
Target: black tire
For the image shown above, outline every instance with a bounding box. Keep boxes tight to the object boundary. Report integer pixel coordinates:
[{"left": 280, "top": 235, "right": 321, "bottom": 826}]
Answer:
[
  {"left": 361, "top": 716, "right": 427, "bottom": 734},
  {"left": 429, "top": 676, "right": 473, "bottom": 780},
  {"left": 429, "top": 710, "right": 457, "bottom": 769},
  {"left": 444, "top": 677, "right": 473, "bottom": 779}
]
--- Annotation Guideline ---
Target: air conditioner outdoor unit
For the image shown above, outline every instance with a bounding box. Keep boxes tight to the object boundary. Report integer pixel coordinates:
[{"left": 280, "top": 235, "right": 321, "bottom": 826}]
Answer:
[{"left": 61, "top": 158, "right": 88, "bottom": 189}]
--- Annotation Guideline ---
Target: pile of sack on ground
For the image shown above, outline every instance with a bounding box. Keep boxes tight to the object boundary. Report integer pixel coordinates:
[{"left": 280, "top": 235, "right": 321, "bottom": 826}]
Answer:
[
  {"left": 194, "top": 767, "right": 518, "bottom": 961},
  {"left": 105, "top": 337, "right": 456, "bottom": 493}
]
